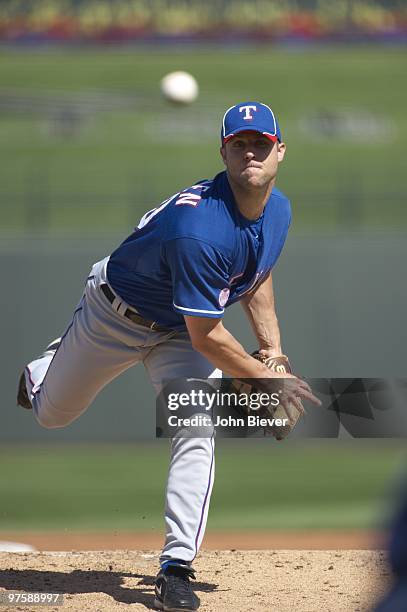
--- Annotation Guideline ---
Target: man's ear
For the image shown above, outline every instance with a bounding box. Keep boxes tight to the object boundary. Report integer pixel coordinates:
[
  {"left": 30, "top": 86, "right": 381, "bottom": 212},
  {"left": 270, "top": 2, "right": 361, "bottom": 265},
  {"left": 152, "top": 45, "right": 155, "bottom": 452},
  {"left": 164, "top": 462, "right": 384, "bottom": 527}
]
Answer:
[
  {"left": 220, "top": 145, "right": 227, "bottom": 165},
  {"left": 277, "top": 141, "right": 286, "bottom": 162}
]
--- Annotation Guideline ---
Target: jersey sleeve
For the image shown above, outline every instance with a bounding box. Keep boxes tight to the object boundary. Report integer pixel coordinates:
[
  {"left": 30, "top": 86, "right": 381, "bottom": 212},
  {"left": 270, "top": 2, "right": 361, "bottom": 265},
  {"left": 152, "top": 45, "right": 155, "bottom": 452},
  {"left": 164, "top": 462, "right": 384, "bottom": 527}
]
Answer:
[{"left": 164, "top": 237, "right": 231, "bottom": 318}]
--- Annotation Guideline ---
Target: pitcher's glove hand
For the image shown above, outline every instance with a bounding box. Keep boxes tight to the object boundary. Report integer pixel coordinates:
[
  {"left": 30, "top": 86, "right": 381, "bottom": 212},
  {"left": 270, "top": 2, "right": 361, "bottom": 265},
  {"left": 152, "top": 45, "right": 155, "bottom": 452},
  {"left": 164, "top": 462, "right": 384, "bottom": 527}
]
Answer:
[
  {"left": 229, "top": 352, "right": 320, "bottom": 440},
  {"left": 253, "top": 353, "right": 292, "bottom": 374}
]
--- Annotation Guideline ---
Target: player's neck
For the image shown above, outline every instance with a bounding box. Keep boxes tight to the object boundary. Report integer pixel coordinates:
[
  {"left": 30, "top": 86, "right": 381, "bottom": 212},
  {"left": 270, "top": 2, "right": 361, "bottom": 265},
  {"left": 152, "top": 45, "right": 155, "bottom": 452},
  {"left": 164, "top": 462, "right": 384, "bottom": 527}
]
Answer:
[{"left": 228, "top": 177, "right": 274, "bottom": 221}]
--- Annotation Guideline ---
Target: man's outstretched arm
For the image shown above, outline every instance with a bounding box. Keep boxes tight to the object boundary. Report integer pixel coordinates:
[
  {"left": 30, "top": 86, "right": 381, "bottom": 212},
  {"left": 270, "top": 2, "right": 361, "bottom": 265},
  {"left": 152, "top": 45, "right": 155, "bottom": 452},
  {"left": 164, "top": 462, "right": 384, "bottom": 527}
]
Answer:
[
  {"left": 184, "top": 315, "right": 271, "bottom": 378},
  {"left": 240, "top": 272, "right": 283, "bottom": 358},
  {"left": 184, "top": 314, "right": 320, "bottom": 406}
]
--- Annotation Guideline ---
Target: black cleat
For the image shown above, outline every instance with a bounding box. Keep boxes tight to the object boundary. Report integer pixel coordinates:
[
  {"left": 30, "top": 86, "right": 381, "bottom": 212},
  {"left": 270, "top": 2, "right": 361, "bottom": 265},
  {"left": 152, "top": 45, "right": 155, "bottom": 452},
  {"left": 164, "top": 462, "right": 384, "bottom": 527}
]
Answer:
[
  {"left": 17, "top": 370, "right": 32, "bottom": 410},
  {"left": 17, "top": 338, "right": 61, "bottom": 411},
  {"left": 154, "top": 563, "right": 200, "bottom": 612}
]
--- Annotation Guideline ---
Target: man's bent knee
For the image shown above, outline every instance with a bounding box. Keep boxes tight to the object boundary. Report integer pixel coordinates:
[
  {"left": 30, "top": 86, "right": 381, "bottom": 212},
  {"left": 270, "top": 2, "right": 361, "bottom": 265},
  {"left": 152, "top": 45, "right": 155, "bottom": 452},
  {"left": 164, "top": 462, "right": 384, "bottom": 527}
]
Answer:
[{"left": 32, "top": 396, "right": 84, "bottom": 429}]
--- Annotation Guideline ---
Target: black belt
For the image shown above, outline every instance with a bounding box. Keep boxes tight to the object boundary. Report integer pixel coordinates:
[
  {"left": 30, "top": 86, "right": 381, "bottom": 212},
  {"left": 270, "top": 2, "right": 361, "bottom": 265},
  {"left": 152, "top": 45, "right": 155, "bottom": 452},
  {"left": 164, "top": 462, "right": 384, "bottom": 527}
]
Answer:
[{"left": 100, "top": 284, "right": 170, "bottom": 333}]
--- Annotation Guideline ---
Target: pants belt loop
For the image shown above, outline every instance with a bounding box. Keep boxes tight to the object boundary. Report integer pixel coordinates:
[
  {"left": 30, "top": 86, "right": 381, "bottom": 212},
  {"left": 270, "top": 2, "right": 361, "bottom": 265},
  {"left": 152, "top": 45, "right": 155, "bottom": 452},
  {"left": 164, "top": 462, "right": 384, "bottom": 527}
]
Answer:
[
  {"left": 116, "top": 302, "right": 128, "bottom": 317},
  {"left": 111, "top": 296, "right": 121, "bottom": 311}
]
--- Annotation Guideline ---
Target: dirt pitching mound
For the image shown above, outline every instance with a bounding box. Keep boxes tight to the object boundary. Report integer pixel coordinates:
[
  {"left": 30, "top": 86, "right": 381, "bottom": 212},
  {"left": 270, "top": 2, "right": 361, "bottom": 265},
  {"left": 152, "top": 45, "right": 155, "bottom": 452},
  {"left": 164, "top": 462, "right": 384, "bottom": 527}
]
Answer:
[{"left": 0, "top": 550, "right": 390, "bottom": 611}]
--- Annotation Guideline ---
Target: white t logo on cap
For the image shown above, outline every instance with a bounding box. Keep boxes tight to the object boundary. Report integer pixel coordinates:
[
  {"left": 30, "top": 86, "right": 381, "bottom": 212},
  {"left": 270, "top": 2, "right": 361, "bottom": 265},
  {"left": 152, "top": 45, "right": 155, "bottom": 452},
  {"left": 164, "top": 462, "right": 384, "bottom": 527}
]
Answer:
[{"left": 239, "top": 105, "right": 257, "bottom": 120}]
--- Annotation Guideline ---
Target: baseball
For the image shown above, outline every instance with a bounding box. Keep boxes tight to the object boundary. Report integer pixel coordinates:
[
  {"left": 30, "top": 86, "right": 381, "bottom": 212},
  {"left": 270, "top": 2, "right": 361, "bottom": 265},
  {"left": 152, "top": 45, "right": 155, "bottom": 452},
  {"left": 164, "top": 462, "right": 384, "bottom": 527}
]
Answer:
[{"left": 160, "top": 71, "right": 199, "bottom": 105}]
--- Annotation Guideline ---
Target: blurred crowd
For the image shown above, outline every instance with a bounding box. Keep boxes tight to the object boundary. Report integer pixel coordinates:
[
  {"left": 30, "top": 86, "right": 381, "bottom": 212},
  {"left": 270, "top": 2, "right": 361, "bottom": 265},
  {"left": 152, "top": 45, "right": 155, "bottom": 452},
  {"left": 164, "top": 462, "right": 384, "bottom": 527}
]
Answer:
[{"left": 0, "top": 0, "right": 406, "bottom": 44}]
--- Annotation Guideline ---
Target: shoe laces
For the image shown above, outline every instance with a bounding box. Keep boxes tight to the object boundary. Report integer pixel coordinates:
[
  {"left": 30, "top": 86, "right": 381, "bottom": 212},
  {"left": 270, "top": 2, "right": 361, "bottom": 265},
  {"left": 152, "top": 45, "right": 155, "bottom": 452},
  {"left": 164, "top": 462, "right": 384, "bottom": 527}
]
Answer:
[{"left": 166, "top": 567, "right": 195, "bottom": 596}]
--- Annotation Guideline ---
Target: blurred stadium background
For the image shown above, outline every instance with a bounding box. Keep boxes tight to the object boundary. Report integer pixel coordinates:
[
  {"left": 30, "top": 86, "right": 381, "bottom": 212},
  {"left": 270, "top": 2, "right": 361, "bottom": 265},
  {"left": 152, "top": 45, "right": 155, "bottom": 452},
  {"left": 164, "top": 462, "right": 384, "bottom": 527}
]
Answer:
[{"left": 1, "top": 0, "right": 406, "bottom": 544}]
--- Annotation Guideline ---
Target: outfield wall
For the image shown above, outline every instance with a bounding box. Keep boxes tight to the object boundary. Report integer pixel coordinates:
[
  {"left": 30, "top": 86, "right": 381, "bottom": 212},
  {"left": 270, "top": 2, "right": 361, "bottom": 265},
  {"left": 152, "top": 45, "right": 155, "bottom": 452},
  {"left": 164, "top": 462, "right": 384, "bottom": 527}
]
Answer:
[{"left": 2, "top": 231, "right": 406, "bottom": 442}]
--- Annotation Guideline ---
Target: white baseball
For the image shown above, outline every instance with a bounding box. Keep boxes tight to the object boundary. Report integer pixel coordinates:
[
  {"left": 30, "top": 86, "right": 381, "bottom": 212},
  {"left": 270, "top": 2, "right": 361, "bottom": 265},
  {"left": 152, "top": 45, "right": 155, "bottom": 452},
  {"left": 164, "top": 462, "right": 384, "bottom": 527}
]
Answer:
[{"left": 160, "top": 71, "right": 199, "bottom": 105}]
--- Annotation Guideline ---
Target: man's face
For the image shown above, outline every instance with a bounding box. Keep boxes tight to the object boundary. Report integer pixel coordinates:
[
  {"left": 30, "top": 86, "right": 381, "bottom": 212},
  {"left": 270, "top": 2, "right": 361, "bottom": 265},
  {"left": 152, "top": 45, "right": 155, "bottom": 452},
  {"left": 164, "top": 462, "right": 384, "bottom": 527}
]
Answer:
[{"left": 220, "top": 131, "right": 286, "bottom": 190}]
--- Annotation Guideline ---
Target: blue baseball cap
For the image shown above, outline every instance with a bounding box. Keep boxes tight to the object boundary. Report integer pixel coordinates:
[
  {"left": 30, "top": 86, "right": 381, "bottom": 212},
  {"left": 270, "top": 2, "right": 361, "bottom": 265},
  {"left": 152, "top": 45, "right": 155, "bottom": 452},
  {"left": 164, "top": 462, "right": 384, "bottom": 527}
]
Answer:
[{"left": 221, "top": 101, "right": 282, "bottom": 144}]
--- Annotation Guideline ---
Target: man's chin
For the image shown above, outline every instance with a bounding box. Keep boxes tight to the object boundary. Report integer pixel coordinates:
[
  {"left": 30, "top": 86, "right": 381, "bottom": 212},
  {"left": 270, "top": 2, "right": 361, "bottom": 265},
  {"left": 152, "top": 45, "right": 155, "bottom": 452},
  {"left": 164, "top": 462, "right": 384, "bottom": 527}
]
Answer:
[{"left": 240, "top": 175, "right": 267, "bottom": 190}]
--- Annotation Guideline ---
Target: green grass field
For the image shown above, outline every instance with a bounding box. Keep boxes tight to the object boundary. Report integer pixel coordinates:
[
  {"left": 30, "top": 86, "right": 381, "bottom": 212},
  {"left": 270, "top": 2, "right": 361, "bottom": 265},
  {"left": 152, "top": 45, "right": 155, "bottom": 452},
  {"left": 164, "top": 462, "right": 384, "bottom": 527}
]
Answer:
[
  {"left": 0, "top": 45, "right": 406, "bottom": 231},
  {"left": 0, "top": 442, "right": 405, "bottom": 532}
]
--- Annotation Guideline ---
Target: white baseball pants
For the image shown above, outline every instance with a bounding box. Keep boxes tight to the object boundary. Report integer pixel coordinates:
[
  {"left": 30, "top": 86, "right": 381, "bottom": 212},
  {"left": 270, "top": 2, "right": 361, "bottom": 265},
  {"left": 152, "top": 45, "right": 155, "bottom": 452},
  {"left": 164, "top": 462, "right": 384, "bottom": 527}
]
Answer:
[{"left": 24, "top": 257, "right": 220, "bottom": 563}]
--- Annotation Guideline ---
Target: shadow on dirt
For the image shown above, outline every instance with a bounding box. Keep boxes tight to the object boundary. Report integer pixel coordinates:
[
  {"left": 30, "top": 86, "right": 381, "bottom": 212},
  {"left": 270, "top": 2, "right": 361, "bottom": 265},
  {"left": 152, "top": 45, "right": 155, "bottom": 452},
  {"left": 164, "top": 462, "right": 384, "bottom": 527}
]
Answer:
[{"left": 0, "top": 568, "right": 218, "bottom": 608}]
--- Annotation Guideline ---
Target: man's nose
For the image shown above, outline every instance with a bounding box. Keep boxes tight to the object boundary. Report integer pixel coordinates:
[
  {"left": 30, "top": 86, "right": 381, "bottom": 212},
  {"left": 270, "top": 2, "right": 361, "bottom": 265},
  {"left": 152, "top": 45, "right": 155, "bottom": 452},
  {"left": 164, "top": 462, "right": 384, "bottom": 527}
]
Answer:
[{"left": 244, "top": 150, "right": 255, "bottom": 159}]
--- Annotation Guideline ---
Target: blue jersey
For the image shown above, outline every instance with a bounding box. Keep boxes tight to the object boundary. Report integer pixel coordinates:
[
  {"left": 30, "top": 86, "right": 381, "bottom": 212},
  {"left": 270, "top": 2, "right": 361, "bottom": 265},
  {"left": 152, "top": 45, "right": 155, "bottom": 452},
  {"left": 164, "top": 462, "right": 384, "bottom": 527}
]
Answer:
[{"left": 107, "top": 171, "right": 291, "bottom": 330}]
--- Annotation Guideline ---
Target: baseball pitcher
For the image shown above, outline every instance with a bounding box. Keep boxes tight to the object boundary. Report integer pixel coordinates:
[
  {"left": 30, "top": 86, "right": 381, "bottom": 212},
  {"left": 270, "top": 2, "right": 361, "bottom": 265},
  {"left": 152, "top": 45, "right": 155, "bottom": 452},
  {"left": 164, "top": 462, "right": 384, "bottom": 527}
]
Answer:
[{"left": 17, "top": 101, "right": 320, "bottom": 612}]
